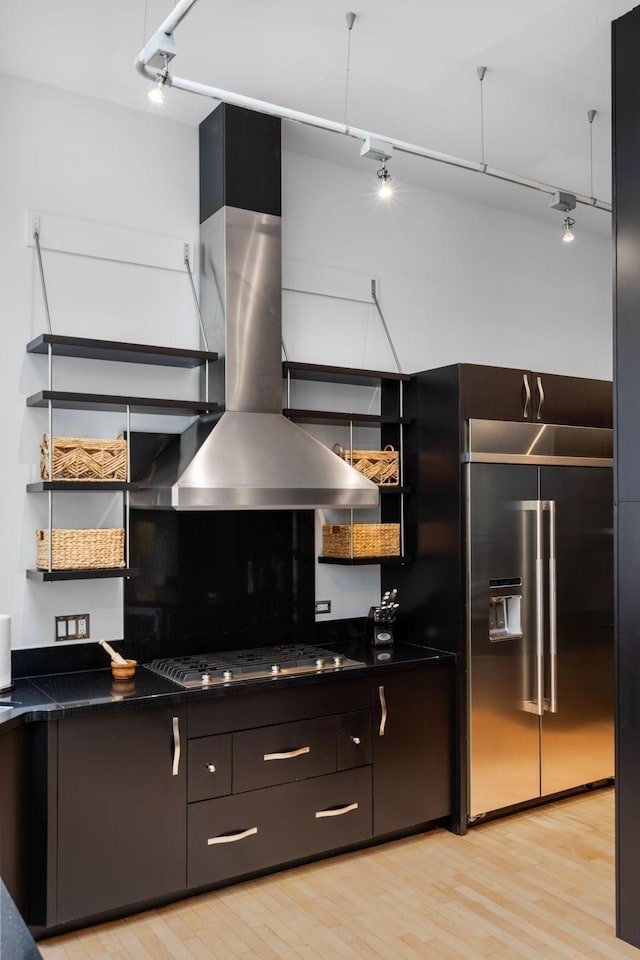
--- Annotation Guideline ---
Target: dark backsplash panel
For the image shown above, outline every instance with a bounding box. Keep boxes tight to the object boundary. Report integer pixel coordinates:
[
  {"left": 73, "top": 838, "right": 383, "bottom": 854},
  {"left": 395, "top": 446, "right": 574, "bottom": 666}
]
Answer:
[{"left": 123, "top": 509, "right": 316, "bottom": 659}]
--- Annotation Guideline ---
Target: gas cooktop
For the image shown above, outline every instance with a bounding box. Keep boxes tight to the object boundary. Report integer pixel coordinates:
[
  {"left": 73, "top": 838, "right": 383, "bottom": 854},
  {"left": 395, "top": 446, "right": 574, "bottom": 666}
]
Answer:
[{"left": 146, "top": 643, "right": 365, "bottom": 689}]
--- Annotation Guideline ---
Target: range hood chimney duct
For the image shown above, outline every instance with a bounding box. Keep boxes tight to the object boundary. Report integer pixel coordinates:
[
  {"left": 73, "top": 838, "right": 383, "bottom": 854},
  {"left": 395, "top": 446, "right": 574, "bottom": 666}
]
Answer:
[{"left": 131, "top": 103, "right": 378, "bottom": 510}]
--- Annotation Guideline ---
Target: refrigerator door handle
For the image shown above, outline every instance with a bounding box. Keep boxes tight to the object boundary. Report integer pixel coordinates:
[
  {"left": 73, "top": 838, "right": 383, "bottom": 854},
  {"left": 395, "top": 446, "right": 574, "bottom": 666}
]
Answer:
[
  {"left": 544, "top": 499, "right": 558, "bottom": 713},
  {"left": 533, "top": 500, "right": 545, "bottom": 716},
  {"left": 520, "top": 499, "right": 544, "bottom": 716}
]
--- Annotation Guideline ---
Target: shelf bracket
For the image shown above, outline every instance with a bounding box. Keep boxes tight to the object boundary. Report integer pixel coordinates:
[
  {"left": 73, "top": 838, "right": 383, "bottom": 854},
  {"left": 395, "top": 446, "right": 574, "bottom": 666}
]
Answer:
[
  {"left": 184, "top": 244, "right": 210, "bottom": 403},
  {"left": 371, "top": 279, "right": 402, "bottom": 374},
  {"left": 33, "top": 216, "right": 53, "bottom": 335}
]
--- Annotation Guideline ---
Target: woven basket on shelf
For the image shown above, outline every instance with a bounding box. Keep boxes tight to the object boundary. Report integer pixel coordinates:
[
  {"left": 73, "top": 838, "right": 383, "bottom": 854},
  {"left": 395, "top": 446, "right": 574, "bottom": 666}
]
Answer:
[
  {"left": 40, "top": 435, "right": 127, "bottom": 482},
  {"left": 36, "top": 528, "right": 125, "bottom": 570},
  {"left": 322, "top": 523, "right": 400, "bottom": 559},
  {"left": 333, "top": 444, "right": 399, "bottom": 486}
]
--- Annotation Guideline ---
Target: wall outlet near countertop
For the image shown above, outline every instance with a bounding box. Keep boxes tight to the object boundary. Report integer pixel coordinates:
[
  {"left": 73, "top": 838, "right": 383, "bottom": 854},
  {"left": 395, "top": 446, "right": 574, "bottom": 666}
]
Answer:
[
  {"left": 315, "top": 600, "right": 331, "bottom": 615},
  {"left": 55, "top": 614, "right": 90, "bottom": 642}
]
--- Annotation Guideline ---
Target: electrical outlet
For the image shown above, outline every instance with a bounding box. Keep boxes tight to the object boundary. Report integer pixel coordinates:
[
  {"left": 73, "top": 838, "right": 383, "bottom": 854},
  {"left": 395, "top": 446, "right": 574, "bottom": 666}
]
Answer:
[
  {"left": 55, "top": 614, "right": 90, "bottom": 642},
  {"left": 315, "top": 600, "right": 331, "bottom": 615}
]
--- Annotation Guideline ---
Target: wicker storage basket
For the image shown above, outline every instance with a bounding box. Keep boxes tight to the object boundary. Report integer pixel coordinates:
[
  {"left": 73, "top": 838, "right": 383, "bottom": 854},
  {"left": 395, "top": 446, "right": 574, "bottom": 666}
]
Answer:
[
  {"left": 40, "top": 434, "right": 127, "bottom": 482},
  {"left": 322, "top": 523, "right": 400, "bottom": 558},
  {"left": 333, "top": 444, "right": 399, "bottom": 486},
  {"left": 36, "top": 528, "right": 125, "bottom": 570}
]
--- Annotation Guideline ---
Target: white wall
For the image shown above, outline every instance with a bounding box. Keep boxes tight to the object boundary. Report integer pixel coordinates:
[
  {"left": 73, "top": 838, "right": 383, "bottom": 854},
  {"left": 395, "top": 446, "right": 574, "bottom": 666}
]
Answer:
[
  {"left": 0, "top": 73, "right": 199, "bottom": 650},
  {"left": 281, "top": 150, "right": 612, "bottom": 620},
  {"left": 0, "top": 73, "right": 612, "bottom": 648}
]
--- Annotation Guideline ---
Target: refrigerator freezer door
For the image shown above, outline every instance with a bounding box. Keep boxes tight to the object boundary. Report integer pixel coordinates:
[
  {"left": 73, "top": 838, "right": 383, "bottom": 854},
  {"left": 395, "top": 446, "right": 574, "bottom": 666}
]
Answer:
[
  {"left": 539, "top": 466, "right": 614, "bottom": 795},
  {"left": 467, "top": 463, "right": 541, "bottom": 818}
]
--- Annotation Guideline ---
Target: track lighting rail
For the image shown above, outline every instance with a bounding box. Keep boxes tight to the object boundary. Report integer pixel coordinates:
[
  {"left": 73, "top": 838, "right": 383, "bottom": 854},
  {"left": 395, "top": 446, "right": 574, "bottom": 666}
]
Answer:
[{"left": 135, "top": 0, "right": 610, "bottom": 214}]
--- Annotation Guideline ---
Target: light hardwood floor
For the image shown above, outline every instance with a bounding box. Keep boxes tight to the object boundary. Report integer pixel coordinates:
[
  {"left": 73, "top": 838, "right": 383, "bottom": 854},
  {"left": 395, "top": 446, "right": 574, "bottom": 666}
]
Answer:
[{"left": 39, "top": 786, "right": 640, "bottom": 960}]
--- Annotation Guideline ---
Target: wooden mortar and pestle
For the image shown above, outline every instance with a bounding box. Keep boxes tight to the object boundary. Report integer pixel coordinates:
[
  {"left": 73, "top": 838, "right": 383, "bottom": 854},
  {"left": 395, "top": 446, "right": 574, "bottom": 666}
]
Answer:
[{"left": 99, "top": 640, "right": 137, "bottom": 680}]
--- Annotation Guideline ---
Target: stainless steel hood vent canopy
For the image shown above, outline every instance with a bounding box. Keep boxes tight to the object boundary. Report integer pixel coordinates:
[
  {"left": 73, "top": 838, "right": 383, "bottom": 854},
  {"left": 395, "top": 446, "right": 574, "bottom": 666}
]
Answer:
[{"left": 132, "top": 103, "right": 378, "bottom": 510}]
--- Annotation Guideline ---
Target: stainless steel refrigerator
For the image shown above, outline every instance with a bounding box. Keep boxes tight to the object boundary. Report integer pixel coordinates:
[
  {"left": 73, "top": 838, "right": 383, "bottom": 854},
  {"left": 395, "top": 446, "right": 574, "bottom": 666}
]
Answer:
[{"left": 465, "top": 419, "right": 614, "bottom": 819}]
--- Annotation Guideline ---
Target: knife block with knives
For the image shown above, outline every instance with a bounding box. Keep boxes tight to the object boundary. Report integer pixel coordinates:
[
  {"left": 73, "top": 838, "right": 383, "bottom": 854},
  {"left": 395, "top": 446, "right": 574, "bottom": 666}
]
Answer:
[{"left": 366, "top": 589, "right": 399, "bottom": 646}]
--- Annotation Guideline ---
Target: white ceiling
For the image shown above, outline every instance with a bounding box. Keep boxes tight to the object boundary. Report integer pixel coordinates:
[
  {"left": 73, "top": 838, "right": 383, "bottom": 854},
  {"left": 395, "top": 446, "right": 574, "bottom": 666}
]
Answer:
[{"left": 4, "top": 0, "right": 635, "bottom": 237}]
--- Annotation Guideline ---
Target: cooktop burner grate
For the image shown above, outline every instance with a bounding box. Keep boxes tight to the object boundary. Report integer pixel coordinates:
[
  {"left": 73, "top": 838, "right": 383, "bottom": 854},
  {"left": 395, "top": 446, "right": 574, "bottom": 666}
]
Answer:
[{"left": 146, "top": 644, "right": 364, "bottom": 688}]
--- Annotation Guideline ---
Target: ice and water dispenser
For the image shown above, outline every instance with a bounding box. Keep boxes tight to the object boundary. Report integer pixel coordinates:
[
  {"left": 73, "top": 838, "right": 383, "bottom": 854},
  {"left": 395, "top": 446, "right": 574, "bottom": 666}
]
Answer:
[{"left": 488, "top": 578, "right": 523, "bottom": 641}]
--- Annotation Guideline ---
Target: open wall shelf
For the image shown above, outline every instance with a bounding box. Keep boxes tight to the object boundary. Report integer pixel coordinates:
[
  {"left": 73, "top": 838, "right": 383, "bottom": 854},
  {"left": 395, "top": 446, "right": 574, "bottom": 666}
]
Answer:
[
  {"left": 27, "top": 334, "right": 218, "bottom": 368},
  {"left": 27, "top": 567, "right": 138, "bottom": 582},
  {"left": 27, "top": 332, "right": 218, "bottom": 581}
]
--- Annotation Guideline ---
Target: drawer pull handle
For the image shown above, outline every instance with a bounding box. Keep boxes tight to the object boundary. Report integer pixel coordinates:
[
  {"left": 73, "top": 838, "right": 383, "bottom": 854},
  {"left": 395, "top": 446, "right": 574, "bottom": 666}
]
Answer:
[
  {"left": 378, "top": 685, "right": 387, "bottom": 736},
  {"left": 350, "top": 736, "right": 361, "bottom": 745},
  {"left": 523, "top": 373, "right": 531, "bottom": 418},
  {"left": 207, "top": 827, "right": 258, "bottom": 845},
  {"left": 206, "top": 763, "right": 216, "bottom": 773},
  {"left": 315, "top": 802, "right": 359, "bottom": 819},
  {"left": 536, "top": 375, "right": 545, "bottom": 421},
  {"left": 264, "top": 746, "right": 310, "bottom": 761},
  {"left": 172, "top": 716, "right": 181, "bottom": 777}
]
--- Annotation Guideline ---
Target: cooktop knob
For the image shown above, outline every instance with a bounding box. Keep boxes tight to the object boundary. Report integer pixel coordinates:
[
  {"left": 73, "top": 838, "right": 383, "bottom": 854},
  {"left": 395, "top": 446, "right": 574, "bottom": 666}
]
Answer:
[
  {"left": 201, "top": 673, "right": 211, "bottom": 684},
  {"left": 333, "top": 654, "right": 344, "bottom": 668},
  {"left": 315, "top": 657, "right": 326, "bottom": 669},
  {"left": 271, "top": 664, "right": 281, "bottom": 675},
  {"left": 223, "top": 669, "right": 233, "bottom": 682}
]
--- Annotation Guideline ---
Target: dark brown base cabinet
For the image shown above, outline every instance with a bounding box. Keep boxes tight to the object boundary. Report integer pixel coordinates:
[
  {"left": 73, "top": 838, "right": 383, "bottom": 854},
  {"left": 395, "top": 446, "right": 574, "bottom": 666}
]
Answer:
[
  {"left": 0, "top": 725, "right": 31, "bottom": 918},
  {"left": 29, "top": 662, "right": 453, "bottom": 933},
  {"left": 54, "top": 706, "right": 187, "bottom": 924},
  {"left": 373, "top": 663, "right": 452, "bottom": 836}
]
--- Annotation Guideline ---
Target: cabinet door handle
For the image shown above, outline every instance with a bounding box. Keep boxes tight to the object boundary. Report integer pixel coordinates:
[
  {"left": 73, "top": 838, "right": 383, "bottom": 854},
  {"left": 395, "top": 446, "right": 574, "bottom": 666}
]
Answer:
[
  {"left": 172, "top": 716, "right": 181, "bottom": 777},
  {"left": 522, "top": 373, "right": 531, "bottom": 418},
  {"left": 206, "top": 763, "right": 216, "bottom": 773},
  {"left": 263, "top": 746, "right": 310, "bottom": 761},
  {"left": 536, "top": 375, "right": 544, "bottom": 420},
  {"left": 315, "top": 802, "right": 359, "bottom": 819},
  {"left": 207, "top": 826, "right": 258, "bottom": 845},
  {"left": 378, "top": 685, "right": 387, "bottom": 736},
  {"left": 350, "top": 736, "right": 361, "bottom": 745}
]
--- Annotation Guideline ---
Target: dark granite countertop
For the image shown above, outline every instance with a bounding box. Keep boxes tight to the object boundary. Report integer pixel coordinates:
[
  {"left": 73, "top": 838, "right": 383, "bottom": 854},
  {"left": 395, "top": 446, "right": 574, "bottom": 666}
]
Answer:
[
  {"left": 0, "top": 881, "right": 43, "bottom": 960},
  {"left": 0, "top": 641, "right": 453, "bottom": 728}
]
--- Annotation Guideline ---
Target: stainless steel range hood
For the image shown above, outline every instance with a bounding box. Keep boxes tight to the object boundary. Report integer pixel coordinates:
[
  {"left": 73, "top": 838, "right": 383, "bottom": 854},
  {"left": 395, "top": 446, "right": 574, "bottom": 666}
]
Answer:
[{"left": 131, "top": 105, "right": 378, "bottom": 511}]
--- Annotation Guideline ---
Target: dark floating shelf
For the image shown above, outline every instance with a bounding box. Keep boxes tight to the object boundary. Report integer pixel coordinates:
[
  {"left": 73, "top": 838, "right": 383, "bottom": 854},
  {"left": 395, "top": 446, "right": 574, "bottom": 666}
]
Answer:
[
  {"left": 27, "top": 481, "right": 140, "bottom": 493},
  {"left": 284, "top": 408, "right": 408, "bottom": 427},
  {"left": 27, "top": 567, "right": 138, "bottom": 582},
  {"left": 27, "top": 334, "right": 218, "bottom": 368},
  {"left": 318, "top": 556, "right": 409, "bottom": 566},
  {"left": 283, "top": 361, "right": 410, "bottom": 386},
  {"left": 27, "top": 390, "right": 218, "bottom": 416}
]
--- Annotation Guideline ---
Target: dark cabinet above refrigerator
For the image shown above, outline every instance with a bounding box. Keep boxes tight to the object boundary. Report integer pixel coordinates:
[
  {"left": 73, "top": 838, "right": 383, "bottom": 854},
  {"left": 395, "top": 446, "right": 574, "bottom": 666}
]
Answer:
[{"left": 459, "top": 363, "right": 612, "bottom": 428}]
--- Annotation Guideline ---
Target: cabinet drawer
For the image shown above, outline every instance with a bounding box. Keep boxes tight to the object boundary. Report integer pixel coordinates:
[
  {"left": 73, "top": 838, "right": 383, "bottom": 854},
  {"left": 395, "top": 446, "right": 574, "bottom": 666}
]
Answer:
[
  {"left": 233, "top": 716, "right": 337, "bottom": 792},
  {"left": 188, "top": 677, "right": 372, "bottom": 738},
  {"left": 187, "top": 767, "right": 372, "bottom": 889},
  {"left": 337, "top": 710, "right": 372, "bottom": 770},
  {"left": 188, "top": 735, "right": 232, "bottom": 803},
  {"left": 296, "top": 766, "right": 372, "bottom": 859}
]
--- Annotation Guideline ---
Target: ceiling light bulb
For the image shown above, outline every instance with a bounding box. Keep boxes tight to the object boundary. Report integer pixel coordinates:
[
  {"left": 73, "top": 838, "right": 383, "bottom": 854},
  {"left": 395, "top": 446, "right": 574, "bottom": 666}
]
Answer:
[
  {"left": 562, "top": 216, "right": 575, "bottom": 242},
  {"left": 377, "top": 164, "right": 392, "bottom": 199},
  {"left": 148, "top": 68, "right": 169, "bottom": 105}
]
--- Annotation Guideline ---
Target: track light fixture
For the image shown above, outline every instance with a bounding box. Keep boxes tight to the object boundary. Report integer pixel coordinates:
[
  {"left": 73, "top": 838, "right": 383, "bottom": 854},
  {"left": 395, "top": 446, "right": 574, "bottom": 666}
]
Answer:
[
  {"left": 140, "top": 29, "right": 176, "bottom": 105},
  {"left": 361, "top": 136, "right": 394, "bottom": 199},
  {"left": 549, "top": 191, "right": 576, "bottom": 242}
]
